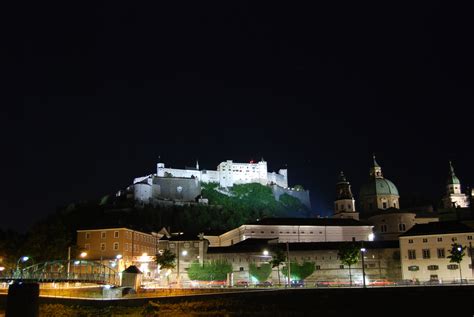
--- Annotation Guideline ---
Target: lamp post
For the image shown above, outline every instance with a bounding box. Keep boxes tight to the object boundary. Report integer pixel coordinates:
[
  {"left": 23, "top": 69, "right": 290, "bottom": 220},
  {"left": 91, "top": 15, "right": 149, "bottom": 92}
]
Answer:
[
  {"left": 286, "top": 242, "right": 291, "bottom": 287},
  {"left": 457, "top": 246, "right": 463, "bottom": 284},
  {"left": 16, "top": 256, "right": 31, "bottom": 280},
  {"left": 360, "top": 248, "right": 366, "bottom": 288}
]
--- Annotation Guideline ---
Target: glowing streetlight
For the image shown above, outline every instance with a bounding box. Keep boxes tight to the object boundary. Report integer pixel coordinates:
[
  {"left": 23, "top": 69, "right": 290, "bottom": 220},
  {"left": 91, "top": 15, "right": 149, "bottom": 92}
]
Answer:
[
  {"left": 181, "top": 250, "right": 188, "bottom": 256},
  {"left": 360, "top": 248, "right": 367, "bottom": 288},
  {"left": 116, "top": 254, "right": 122, "bottom": 259},
  {"left": 0, "top": 267, "right": 5, "bottom": 272},
  {"left": 262, "top": 250, "right": 269, "bottom": 256},
  {"left": 80, "top": 252, "right": 88, "bottom": 258}
]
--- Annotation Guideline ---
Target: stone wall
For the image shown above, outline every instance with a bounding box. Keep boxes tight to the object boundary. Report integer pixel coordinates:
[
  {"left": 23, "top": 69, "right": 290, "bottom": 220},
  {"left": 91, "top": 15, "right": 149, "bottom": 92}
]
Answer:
[{"left": 271, "top": 185, "right": 311, "bottom": 209}]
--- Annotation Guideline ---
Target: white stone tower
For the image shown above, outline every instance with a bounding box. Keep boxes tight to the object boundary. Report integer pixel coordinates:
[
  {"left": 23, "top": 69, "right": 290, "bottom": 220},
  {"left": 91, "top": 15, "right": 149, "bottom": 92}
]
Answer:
[{"left": 442, "top": 161, "right": 469, "bottom": 209}]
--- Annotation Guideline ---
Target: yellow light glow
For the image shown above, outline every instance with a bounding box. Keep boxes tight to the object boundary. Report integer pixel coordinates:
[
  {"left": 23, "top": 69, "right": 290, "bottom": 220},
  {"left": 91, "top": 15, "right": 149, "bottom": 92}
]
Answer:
[{"left": 80, "top": 252, "right": 87, "bottom": 258}]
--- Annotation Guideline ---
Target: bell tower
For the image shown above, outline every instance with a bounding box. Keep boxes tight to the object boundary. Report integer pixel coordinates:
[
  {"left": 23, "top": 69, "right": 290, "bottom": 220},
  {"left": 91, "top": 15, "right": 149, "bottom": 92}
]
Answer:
[{"left": 333, "top": 171, "right": 359, "bottom": 220}]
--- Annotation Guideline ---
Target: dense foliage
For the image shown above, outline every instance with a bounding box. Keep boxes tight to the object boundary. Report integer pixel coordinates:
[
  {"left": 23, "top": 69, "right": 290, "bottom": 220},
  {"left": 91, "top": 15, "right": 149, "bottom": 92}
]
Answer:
[
  {"left": 281, "top": 261, "right": 315, "bottom": 281},
  {"left": 187, "top": 260, "right": 232, "bottom": 281},
  {"left": 156, "top": 249, "right": 176, "bottom": 270},
  {"left": 337, "top": 243, "right": 360, "bottom": 286},
  {"left": 249, "top": 263, "right": 272, "bottom": 282}
]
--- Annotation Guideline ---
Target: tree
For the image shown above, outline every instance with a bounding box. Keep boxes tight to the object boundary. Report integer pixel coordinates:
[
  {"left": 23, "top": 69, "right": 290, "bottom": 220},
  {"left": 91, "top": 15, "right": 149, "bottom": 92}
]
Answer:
[
  {"left": 156, "top": 249, "right": 176, "bottom": 270},
  {"left": 270, "top": 248, "right": 286, "bottom": 286},
  {"left": 448, "top": 243, "right": 466, "bottom": 284},
  {"left": 293, "top": 185, "right": 304, "bottom": 191},
  {"left": 249, "top": 263, "right": 272, "bottom": 283},
  {"left": 337, "top": 243, "right": 360, "bottom": 287},
  {"left": 187, "top": 260, "right": 232, "bottom": 281},
  {"left": 282, "top": 261, "right": 315, "bottom": 281}
]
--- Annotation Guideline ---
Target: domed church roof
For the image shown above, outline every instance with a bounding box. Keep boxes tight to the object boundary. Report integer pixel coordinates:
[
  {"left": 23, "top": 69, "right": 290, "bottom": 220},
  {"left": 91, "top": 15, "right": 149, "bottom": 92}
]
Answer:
[{"left": 360, "top": 178, "right": 399, "bottom": 197}]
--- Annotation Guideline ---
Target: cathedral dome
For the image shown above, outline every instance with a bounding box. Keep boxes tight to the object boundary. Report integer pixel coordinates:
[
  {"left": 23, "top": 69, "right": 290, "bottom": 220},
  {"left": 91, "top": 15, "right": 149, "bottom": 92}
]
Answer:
[{"left": 360, "top": 178, "right": 399, "bottom": 197}]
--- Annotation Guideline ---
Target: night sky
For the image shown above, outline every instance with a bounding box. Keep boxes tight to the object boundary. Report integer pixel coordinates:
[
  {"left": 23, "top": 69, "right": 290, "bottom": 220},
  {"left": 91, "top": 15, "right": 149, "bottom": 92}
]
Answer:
[{"left": 4, "top": 2, "right": 473, "bottom": 231}]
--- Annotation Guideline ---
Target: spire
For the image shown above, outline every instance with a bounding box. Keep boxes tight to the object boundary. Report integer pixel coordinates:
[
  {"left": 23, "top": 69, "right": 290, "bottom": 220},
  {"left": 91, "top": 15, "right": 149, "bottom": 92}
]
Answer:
[
  {"left": 338, "top": 171, "right": 347, "bottom": 183},
  {"left": 369, "top": 155, "right": 383, "bottom": 178},
  {"left": 373, "top": 154, "right": 380, "bottom": 167},
  {"left": 196, "top": 159, "right": 200, "bottom": 170},
  {"left": 446, "top": 161, "right": 460, "bottom": 185}
]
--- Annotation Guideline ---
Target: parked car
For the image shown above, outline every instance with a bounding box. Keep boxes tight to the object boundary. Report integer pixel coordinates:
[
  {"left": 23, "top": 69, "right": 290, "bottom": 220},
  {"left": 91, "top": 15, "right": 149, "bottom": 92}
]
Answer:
[
  {"left": 423, "top": 279, "right": 441, "bottom": 286},
  {"left": 256, "top": 281, "right": 272, "bottom": 287},
  {"left": 235, "top": 280, "right": 249, "bottom": 288},
  {"left": 368, "top": 279, "right": 395, "bottom": 287},
  {"left": 290, "top": 280, "right": 305, "bottom": 288}
]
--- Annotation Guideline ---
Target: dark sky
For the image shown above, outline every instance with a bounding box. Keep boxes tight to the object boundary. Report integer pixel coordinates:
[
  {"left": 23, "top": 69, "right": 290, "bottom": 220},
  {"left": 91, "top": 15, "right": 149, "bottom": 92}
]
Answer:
[{"left": 4, "top": 1, "right": 473, "bottom": 231}]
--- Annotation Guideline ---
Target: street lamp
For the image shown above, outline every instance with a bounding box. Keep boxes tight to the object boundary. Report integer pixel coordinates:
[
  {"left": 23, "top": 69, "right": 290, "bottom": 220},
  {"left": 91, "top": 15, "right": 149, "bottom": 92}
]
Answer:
[
  {"left": 262, "top": 250, "right": 269, "bottom": 256},
  {"left": 457, "top": 246, "right": 463, "bottom": 284},
  {"left": 16, "top": 256, "right": 32, "bottom": 280},
  {"left": 80, "top": 252, "right": 88, "bottom": 258},
  {"left": 360, "top": 248, "right": 367, "bottom": 288}
]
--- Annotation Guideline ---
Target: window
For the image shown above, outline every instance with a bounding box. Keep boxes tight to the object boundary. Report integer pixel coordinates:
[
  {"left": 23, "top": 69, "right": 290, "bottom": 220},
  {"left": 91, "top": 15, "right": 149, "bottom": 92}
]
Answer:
[
  {"left": 382, "top": 202, "right": 387, "bottom": 209},
  {"left": 340, "top": 265, "right": 344, "bottom": 269},
  {"left": 380, "top": 225, "right": 387, "bottom": 233},
  {"left": 451, "top": 237, "right": 457, "bottom": 242},
  {"left": 422, "top": 249, "right": 431, "bottom": 259},
  {"left": 169, "top": 243, "right": 175, "bottom": 249},
  {"left": 399, "top": 223, "right": 406, "bottom": 232},
  {"left": 315, "top": 265, "right": 321, "bottom": 270},
  {"left": 100, "top": 243, "right": 106, "bottom": 251},
  {"left": 260, "top": 231, "right": 264, "bottom": 234},
  {"left": 125, "top": 243, "right": 128, "bottom": 251},
  {"left": 85, "top": 232, "right": 90, "bottom": 239},
  {"left": 101, "top": 232, "right": 106, "bottom": 239},
  {"left": 369, "top": 263, "right": 376, "bottom": 268},
  {"left": 447, "top": 264, "right": 459, "bottom": 270},
  {"left": 184, "top": 243, "right": 190, "bottom": 248},
  {"left": 84, "top": 243, "right": 90, "bottom": 250},
  {"left": 422, "top": 238, "right": 428, "bottom": 243},
  {"left": 408, "top": 239, "right": 413, "bottom": 244},
  {"left": 114, "top": 231, "right": 119, "bottom": 238},
  {"left": 468, "top": 236, "right": 473, "bottom": 240},
  {"left": 239, "top": 267, "right": 244, "bottom": 271},
  {"left": 437, "top": 237, "right": 442, "bottom": 242},
  {"left": 408, "top": 250, "right": 416, "bottom": 259},
  {"left": 113, "top": 242, "right": 119, "bottom": 250},
  {"left": 193, "top": 242, "right": 199, "bottom": 248},
  {"left": 430, "top": 275, "right": 438, "bottom": 281},
  {"left": 437, "top": 248, "right": 445, "bottom": 258},
  {"left": 271, "top": 231, "right": 275, "bottom": 234},
  {"left": 427, "top": 265, "right": 439, "bottom": 271},
  {"left": 408, "top": 265, "right": 419, "bottom": 271}
]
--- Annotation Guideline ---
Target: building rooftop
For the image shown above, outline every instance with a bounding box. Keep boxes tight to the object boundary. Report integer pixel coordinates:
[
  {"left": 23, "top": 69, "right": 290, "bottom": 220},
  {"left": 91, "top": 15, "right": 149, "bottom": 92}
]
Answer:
[
  {"left": 207, "top": 238, "right": 399, "bottom": 254},
  {"left": 400, "top": 221, "right": 474, "bottom": 237},
  {"left": 246, "top": 217, "right": 371, "bottom": 227}
]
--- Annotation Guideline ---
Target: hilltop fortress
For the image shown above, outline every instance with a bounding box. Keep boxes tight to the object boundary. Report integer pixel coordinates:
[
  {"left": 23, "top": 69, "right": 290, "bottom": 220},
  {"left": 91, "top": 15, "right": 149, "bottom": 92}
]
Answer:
[{"left": 131, "top": 159, "right": 310, "bottom": 208}]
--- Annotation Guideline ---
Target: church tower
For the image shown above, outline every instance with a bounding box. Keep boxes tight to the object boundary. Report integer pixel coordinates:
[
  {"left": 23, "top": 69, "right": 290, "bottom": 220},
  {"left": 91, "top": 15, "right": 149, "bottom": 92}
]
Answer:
[
  {"left": 333, "top": 171, "right": 359, "bottom": 220},
  {"left": 442, "top": 161, "right": 469, "bottom": 209}
]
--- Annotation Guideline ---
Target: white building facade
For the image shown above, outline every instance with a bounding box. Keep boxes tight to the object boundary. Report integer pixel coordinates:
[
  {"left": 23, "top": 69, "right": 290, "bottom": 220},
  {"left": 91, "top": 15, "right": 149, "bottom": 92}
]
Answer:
[
  {"left": 204, "top": 218, "right": 374, "bottom": 247},
  {"left": 399, "top": 222, "right": 474, "bottom": 283}
]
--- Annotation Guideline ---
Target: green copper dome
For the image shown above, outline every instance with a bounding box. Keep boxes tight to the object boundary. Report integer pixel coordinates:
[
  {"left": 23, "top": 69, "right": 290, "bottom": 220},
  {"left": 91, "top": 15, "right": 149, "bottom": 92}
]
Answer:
[{"left": 360, "top": 178, "right": 399, "bottom": 197}]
